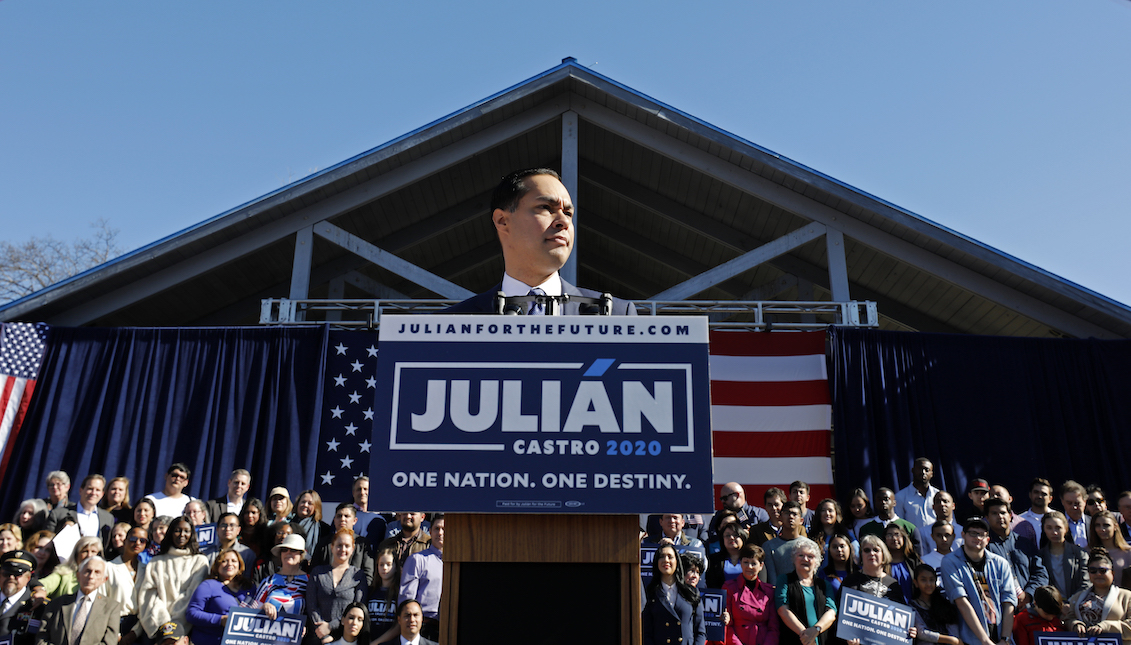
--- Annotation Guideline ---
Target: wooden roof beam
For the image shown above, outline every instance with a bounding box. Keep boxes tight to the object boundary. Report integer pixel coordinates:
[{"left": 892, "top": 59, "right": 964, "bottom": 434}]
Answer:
[
  {"left": 651, "top": 222, "right": 826, "bottom": 301},
  {"left": 313, "top": 222, "right": 473, "bottom": 300}
]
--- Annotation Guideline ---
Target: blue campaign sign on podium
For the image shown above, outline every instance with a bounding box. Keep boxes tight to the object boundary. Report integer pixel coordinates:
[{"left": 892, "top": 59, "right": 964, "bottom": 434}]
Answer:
[{"left": 371, "top": 314, "right": 714, "bottom": 513}]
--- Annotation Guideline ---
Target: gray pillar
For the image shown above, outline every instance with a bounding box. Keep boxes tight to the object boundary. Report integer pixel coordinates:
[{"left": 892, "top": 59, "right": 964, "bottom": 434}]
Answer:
[{"left": 560, "top": 110, "right": 579, "bottom": 285}]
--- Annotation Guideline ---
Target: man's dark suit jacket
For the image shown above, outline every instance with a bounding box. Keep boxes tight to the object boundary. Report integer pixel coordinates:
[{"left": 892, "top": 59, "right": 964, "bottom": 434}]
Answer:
[
  {"left": 35, "top": 592, "right": 121, "bottom": 645},
  {"left": 444, "top": 279, "right": 637, "bottom": 315},
  {"left": 43, "top": 505, "right": 114, "bottom": 544},
  {"left": 0, "top": 588, "right": 45, "bottom": 645},
  {"left": 204, "top": 496, "right": 259, "bottom": 524}
]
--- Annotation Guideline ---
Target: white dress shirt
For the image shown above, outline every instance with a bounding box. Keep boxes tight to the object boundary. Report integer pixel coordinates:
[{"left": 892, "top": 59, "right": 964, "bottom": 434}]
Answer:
[{"left": 76, "top": 505, "right": 101, "bottom": 537}]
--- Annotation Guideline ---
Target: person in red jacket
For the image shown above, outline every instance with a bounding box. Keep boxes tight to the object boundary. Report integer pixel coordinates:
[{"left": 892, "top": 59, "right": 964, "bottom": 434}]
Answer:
[
  {"left": 721, "top": 543, "right": 780, "bottom": 645},
  {"left": 1013, "top": 585, "right": 1065, "bottom": 645}
]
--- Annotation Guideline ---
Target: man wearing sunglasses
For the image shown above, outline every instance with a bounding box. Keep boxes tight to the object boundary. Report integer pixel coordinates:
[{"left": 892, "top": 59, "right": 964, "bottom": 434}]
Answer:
[
  {"left": 0, "top": 550, "right": 46, "bottom": 644},
  {"left": 708, "top": 482, "right": 768, "bottom": 541},
  {"left": 144, "top": 463, "right": 195, "bottom": 519}
]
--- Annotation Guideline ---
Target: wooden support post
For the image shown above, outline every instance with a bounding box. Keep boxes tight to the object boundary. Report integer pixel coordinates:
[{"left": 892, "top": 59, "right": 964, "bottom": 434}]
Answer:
[
  {"left": 288, "top": 226, "right": 314, "bottom": 316},
  {"left": 561, "top": 111, "right": 579, "bottom": 286}
]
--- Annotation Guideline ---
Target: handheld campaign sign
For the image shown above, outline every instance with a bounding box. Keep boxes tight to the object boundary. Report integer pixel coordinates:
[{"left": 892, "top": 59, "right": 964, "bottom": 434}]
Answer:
[
  {"left": 1036, "top": 634, "right": 1121, "bottom": 645},
  {"left": 221, "top": 608, "right": 303, "bottom": 645},
  {"left": 702, "top": 589, "right": 727, "bottom": 641},
  {"left": 837, "top": 588, "right": 914, "bottom": 645},
  {"left": 195, "top": 523, "right": 217, "bottom": 550},
  {"left": 372, "top": 315, "right": 714, "bottom": 513},
  {"left": 640, "top": 546, "right": 657, "bottom": 586}
]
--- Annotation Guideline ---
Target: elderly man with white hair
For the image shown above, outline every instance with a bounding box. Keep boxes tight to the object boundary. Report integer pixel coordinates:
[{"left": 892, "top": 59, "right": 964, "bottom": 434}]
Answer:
[{"left": 37, "top": 555, "right": 121, "bottom": 645}]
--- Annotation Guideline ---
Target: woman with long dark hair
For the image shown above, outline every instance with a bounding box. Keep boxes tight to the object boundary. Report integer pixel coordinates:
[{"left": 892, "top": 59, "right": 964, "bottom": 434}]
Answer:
[
  {"left": 643, "top": 543, "right": 706, "bottom": 645},
  {"left": 106, "top": 525, "right": 149, "bottom": 643},
  {"left": 812, "top": 499, "right": 859, "bottom": 561},
  {"left": 818, "top": 533, "right": 858, "bottom": 600},
  {"left": 240, "top": 498, "right": 269, "bottom": 560},
  {"left": 135, "top": 516, "right": 210, "bottom": 641},
  {"left": 330, "top": 602, "right": 370, "bottom": 645},
  {"left": 368, "top": 547, "right": 401, "bottom": 639},
  {"left": 131, "top": 497, "right": 157, "bottom": 533},
  {"left": 1041, "top": 511, "right": 1089, "bottom": 598},
  {"left": 706, "top": 523, "right": 749, "bottom": 588},
  {"left": 885, "top": 524, "right": 920, "bottom": 601},
  {"left": 1089, "top": 511, "right": 1131, "bottom": 588},
  {"left": 847, "top": 489, "right": 875, "bottom": 534}
]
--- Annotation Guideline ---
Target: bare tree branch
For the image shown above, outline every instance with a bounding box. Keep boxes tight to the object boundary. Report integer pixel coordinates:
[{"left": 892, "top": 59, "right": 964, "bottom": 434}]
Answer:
[{"left": 0, "top": 219, "right": 123, "bottom": 303}]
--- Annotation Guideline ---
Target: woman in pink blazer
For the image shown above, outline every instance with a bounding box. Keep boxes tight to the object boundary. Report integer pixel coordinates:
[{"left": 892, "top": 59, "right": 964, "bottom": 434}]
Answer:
[{"left": 722, "top": 543, "right": 780, "bottom": 645}]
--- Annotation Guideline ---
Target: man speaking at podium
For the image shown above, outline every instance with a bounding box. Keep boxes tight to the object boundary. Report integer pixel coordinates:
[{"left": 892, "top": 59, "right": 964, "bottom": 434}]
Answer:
[{"left": 445, "top": 168, "right": 636, "bottom": 315}]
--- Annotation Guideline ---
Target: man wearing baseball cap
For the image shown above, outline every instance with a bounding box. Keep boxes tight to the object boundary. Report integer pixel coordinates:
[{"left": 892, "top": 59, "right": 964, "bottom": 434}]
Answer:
[
  {"left": 941, "top": 517, "right": 1017, "bottom": 645},
  {"left": 156, "top": 621, "right": 189, "bottom": 645},
  {"left": 960, "top": 478, "right": 991, "bottom": 524},
  {"left": 0, "top": 550, "right": 45, "bottom": 644}
]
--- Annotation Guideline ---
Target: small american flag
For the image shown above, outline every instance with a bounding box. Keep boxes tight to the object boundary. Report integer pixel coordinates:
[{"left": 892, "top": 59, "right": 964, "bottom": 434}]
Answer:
[
  {"left": 314, "top": 330, "right": 378, "bottom": 502},
  {"left": 0, "top": 322, "right": 48, "bottom": 482}
]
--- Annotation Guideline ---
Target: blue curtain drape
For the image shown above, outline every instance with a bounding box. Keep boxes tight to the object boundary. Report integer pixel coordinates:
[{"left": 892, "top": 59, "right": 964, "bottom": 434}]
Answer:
[
  {"left": 1, "top": 326, "right": 328, "bottom": 517},
  {"left": 828, "top": 327, "right": 1131, "bottom": 515}
]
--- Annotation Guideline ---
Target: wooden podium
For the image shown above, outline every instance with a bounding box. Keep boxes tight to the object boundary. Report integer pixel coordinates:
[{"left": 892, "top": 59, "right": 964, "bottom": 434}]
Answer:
[{"left": 439, "top": 513, "right": 641, "bottom": 644}]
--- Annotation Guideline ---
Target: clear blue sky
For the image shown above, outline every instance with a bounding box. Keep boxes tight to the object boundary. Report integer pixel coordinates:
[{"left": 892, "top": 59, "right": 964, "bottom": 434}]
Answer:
[{"left": 3, "top": 1, "right": 1129, "bottom": 306}]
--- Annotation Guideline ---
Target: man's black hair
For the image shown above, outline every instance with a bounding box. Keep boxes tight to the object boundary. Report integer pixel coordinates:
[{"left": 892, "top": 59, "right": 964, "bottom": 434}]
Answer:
[
  {"left": 396, "top": 598, "right": 423, "bottom": 616},
  {"left": 983, "top": 497, "right": 1009, "bottom": 515},
  {"left": 490, "top": 168, "right": 563, "bottom": 213}
]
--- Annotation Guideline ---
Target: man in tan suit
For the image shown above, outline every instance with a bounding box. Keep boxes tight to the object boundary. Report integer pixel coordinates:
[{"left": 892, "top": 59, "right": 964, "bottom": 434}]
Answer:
[{"left": 37, "top": 556, "right": 120, "bottom": 645}]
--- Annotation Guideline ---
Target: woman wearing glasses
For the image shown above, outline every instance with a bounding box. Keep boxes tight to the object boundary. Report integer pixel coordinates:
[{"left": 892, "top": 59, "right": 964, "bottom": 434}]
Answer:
[
  {"left": 252, "top": 533, "right": 310, "bottom": 620},
  {"left": 106, "top": 526, "right": 150, "bottom": 642},
  {"left": 1064, "top": 548, "right": 1131, "bottom": 641}
]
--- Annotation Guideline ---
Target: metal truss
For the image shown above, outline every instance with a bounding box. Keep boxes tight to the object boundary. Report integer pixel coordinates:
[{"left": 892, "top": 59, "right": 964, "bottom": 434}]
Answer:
[{"left": 260, "top": 298, "right": 879, "bottom": 331}]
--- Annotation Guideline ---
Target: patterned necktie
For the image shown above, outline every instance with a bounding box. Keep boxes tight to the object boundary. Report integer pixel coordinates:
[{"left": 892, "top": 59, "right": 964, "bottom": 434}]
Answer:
[
  {"left": 72, "top": 594, "right": 91, "bottom": 638},
  {"left": 527, "top": 288, "right": 545, "bottom": 315}
]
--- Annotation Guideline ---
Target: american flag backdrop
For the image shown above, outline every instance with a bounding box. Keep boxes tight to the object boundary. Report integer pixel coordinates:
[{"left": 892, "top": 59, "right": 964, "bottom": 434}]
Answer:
[
  {"left": 0, "top": 322, "right": 49, "bottom": 482},
  {"left": 708, "top": 330, "right": 834, "bottom": 507},
  {"left": 313, "top": 330, "right": 379, "bottom": 502}
]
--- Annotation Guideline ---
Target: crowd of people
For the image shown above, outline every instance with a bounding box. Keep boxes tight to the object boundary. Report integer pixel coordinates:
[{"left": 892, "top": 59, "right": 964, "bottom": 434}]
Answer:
[
  {"left": 0, "top": 465, "right": 440, "bottom": 645},
  {"left": 4, "top": 457, "right": 1131, "bottom": 645},
  {"left": 643, "top": 460, "right": 1131, "bottom": 645}
]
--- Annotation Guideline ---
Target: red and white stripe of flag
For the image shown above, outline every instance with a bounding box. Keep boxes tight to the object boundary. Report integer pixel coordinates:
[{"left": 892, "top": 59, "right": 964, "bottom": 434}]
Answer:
[
  {"left": 0, "top": 322, "right": 47, "bottom": 482},
  {"left": 709, "top": 330, "right": 833, "bottom": 508}
]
